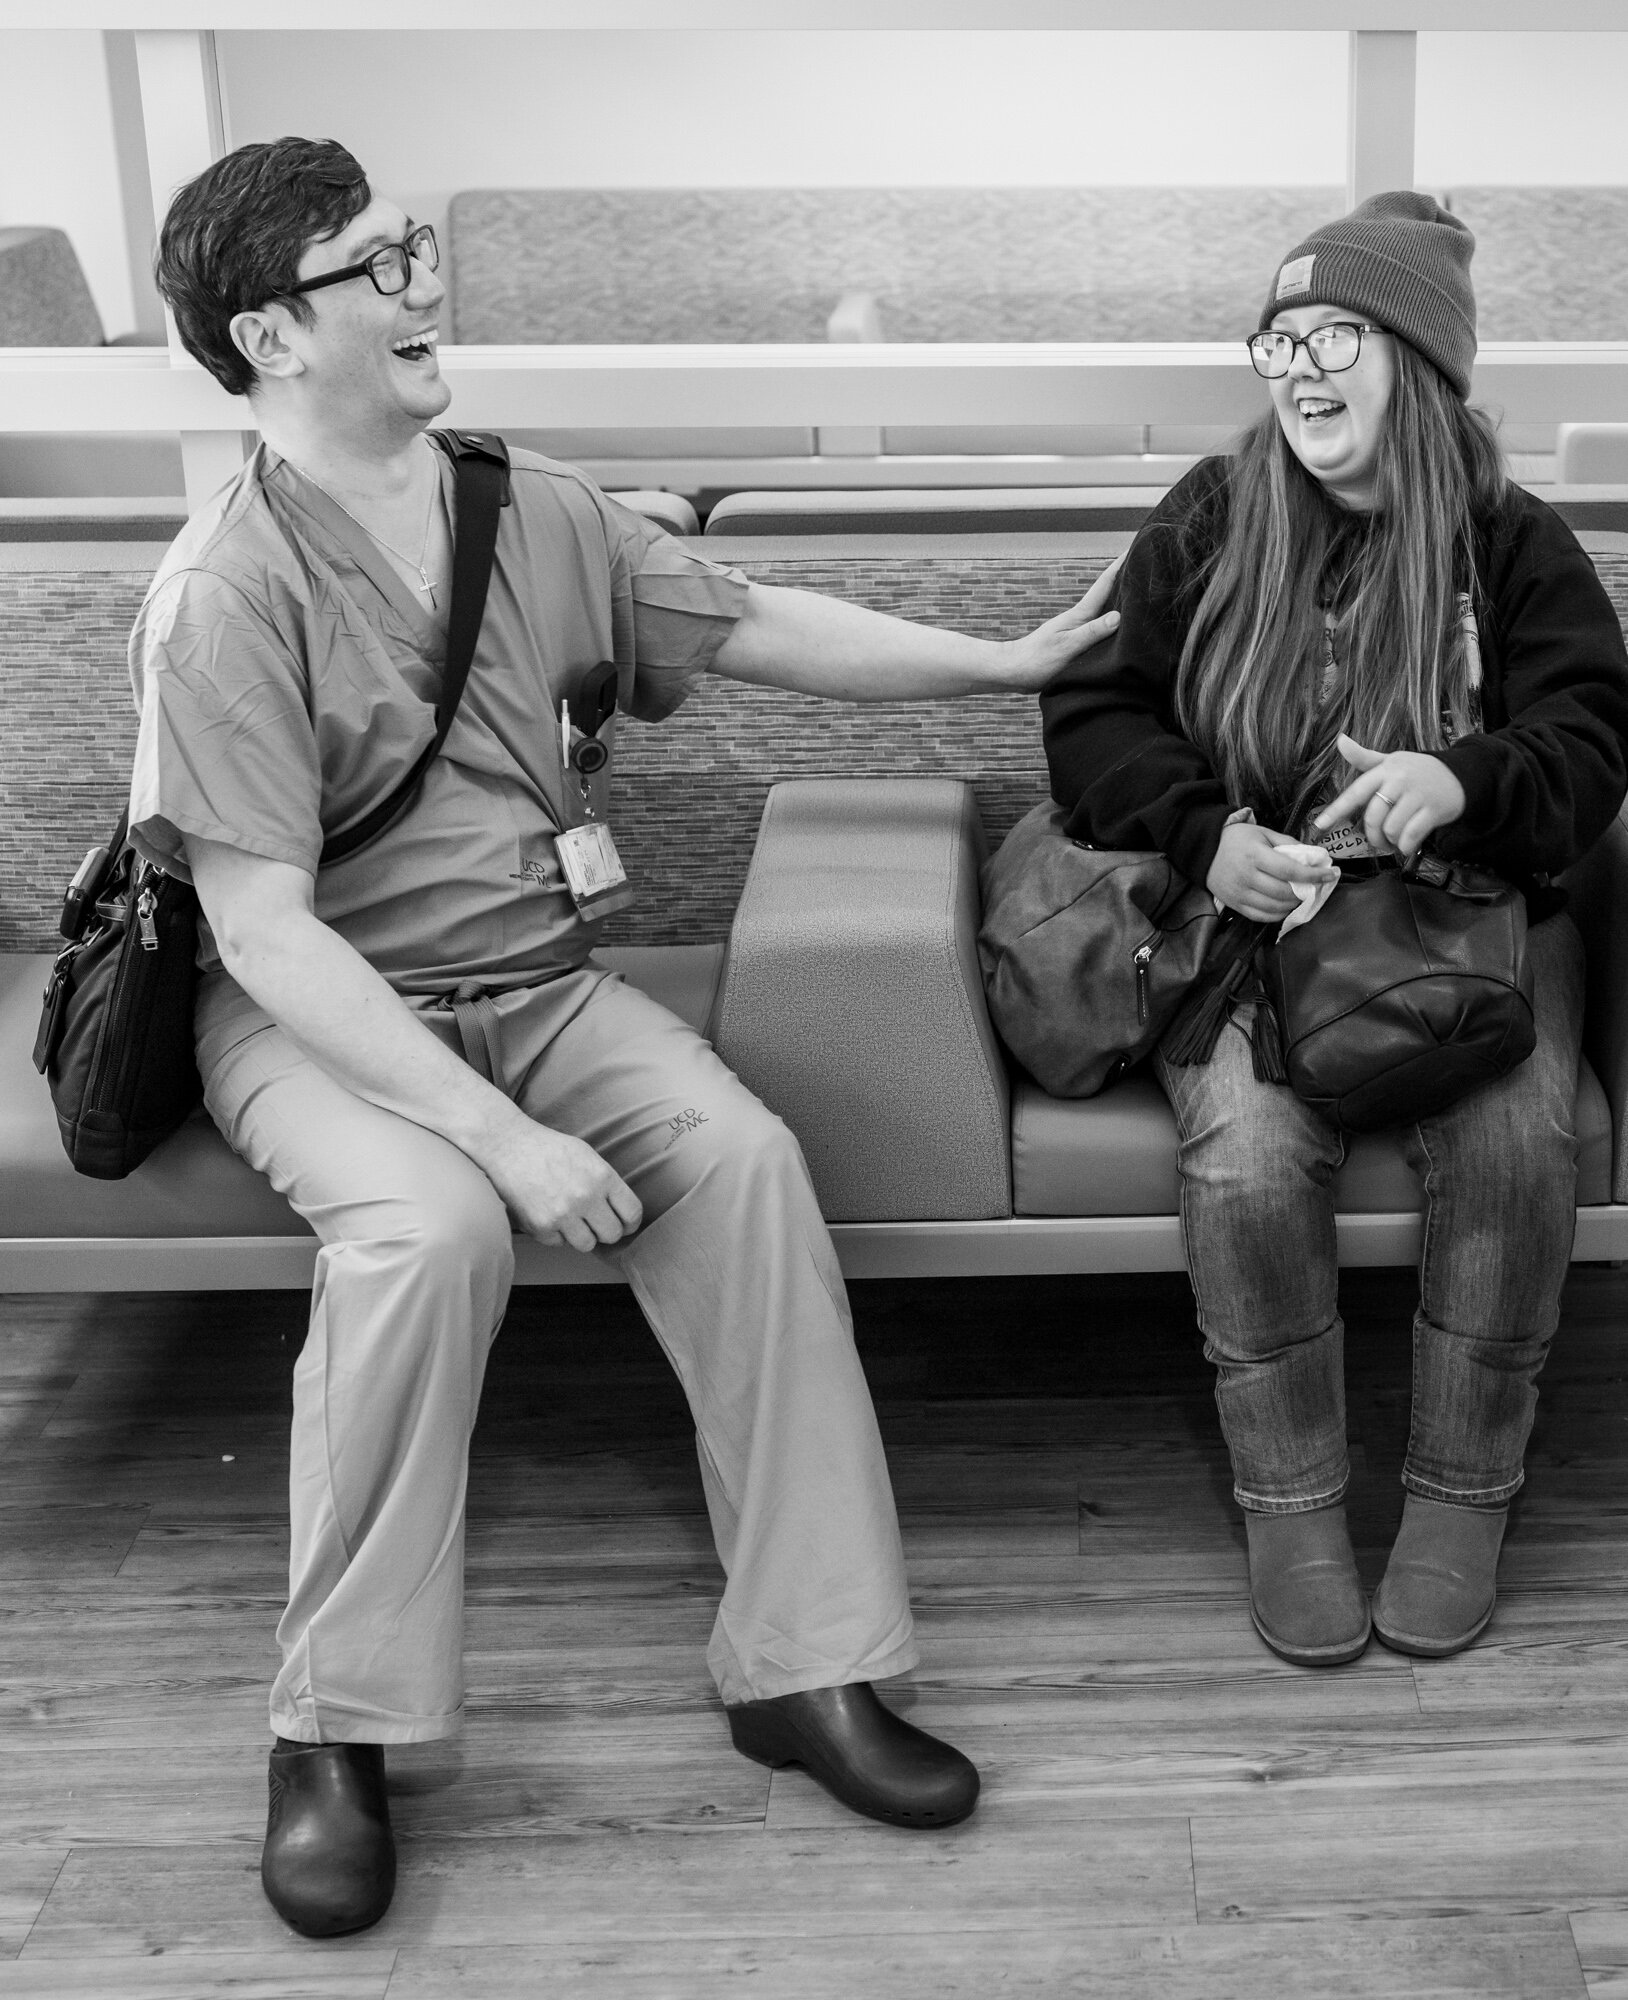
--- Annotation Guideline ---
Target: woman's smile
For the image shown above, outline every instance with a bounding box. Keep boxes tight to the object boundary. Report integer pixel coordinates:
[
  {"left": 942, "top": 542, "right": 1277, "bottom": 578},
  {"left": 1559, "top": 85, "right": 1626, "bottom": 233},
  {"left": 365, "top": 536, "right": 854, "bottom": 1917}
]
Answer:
[{"left": 1267, "top": 304, "right": 1396, "bottom": 511}]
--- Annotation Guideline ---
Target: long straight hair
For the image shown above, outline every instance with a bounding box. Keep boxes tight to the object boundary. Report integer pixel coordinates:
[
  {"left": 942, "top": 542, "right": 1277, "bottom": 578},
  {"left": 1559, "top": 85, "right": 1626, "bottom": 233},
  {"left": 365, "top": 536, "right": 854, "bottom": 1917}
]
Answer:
[{"left": 1173, "top": 341, "right": 1510, "bottom": 832}]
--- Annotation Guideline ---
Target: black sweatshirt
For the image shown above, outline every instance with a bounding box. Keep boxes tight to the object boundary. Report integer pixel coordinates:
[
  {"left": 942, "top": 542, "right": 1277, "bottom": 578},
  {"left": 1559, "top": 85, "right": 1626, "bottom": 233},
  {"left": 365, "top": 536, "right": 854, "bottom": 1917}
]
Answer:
[{"left": 1041, "top": 457, "right": 1628, "bottom": 903}]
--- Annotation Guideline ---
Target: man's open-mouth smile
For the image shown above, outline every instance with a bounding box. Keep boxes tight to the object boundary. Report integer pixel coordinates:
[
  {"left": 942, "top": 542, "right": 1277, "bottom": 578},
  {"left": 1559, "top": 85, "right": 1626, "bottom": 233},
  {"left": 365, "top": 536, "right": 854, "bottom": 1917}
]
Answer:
[{"left": 391, "top": 327, "right": 439, "bottom": 366}]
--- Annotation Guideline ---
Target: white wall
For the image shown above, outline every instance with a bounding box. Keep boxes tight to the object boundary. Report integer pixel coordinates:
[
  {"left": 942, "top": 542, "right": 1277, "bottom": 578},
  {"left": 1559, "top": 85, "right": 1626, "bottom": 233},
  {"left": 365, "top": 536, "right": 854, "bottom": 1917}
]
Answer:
[
  {"left": 7, "top": 27, "right": 1628, "bottom": 343},
  {"left": 218, "top": 29, "right": 1628, "bottom": 214},
  {"left": 218, "top": 31, "right": 1352, "bottom": 212},
  {"left": 1415, "top": 32, "right": 1628, "bottom": 183},
  {"left": 0, "top": 31, "right": 135, "bottom": 338}
]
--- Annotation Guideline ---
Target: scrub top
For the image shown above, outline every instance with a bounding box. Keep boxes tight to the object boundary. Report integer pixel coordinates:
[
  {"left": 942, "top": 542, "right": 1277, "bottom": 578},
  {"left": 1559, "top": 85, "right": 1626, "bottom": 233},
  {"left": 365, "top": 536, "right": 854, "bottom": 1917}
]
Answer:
[{"left": 127, "top": 441, "right": 748, "bottom": 1051}]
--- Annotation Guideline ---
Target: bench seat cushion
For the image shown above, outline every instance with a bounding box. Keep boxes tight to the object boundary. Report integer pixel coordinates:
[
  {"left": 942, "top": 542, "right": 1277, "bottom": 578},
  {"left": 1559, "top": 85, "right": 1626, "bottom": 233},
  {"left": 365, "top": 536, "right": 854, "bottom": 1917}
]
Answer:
[
  {"left": 4, "top": 943, "right": 1614, "bottom": 1239},
  {"left": 1012, "top": 1057, "right": 1614, "bottom": 1216},
  {"left": 0, "top": 946, "right": 723, "bottom": 1239}
]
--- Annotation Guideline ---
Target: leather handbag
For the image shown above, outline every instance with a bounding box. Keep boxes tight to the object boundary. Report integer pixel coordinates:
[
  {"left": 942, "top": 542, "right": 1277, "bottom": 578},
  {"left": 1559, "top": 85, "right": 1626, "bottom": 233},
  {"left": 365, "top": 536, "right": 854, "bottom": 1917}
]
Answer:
[
  {"left": 1259, "top": 851, "right": 1536, "bottom": 1134},
  {"left": 31, "top": 431, "right": 511, "bottom": 1180},
  {"left": 977, "top": 799, "right": 1232, "bottom": 1097}
]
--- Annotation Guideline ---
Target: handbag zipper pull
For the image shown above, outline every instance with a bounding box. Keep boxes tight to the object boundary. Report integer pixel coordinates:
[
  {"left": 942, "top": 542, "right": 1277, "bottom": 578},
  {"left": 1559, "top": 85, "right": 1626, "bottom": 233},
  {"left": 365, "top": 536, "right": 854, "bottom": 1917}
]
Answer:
[
  {"left": 1132, "top": 935, "right": 1163, "bottom": 1024},
  {"left": 135, "top": 886, "right": 159, "bottom": 952}
]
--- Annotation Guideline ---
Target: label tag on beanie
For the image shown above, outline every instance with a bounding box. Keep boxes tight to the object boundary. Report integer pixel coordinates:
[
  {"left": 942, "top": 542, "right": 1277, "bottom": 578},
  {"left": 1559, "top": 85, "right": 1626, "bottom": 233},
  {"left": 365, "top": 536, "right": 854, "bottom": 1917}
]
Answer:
[{"left": 1277, "top": 254, "right": 1316, "bottom": 300}]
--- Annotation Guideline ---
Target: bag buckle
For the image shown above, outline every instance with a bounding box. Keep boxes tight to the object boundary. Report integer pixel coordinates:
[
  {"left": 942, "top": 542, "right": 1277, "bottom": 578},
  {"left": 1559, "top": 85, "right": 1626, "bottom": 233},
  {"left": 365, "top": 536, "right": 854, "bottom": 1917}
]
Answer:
[
  {"left": 31, "top": 946, "right": 75, "bottom": 1073},
  {"left": 1401, "top": 851, "right": 1451, "bottom": 890},
  {"left": 59, "top": 842, "right": 117, "bottom": 942}
]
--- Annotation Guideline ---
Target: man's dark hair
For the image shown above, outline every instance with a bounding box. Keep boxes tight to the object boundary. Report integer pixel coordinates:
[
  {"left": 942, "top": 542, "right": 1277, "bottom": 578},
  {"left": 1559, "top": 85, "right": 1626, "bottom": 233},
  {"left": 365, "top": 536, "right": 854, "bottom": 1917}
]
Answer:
[{"left": 155, "top": 137, "right": 371, "bottom": 397}]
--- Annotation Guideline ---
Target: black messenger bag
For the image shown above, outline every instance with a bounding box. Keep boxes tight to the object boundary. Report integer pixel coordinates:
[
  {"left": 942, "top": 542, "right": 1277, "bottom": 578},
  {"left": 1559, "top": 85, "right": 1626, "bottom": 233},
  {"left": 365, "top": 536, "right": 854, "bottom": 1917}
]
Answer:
[{"left": 31, "top": 430, "right": 510, "bottom": 1180}]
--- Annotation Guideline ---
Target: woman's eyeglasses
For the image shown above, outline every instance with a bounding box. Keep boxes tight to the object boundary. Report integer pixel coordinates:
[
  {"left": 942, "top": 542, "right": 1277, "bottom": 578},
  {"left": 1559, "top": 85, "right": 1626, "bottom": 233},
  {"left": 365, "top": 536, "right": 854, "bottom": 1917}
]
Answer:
[
  {"left": 284, "top": 224, "right": 439, "bottom": 301},
  {"left": 1247, "top": 321, "right": 1380, "bottom": 380}
]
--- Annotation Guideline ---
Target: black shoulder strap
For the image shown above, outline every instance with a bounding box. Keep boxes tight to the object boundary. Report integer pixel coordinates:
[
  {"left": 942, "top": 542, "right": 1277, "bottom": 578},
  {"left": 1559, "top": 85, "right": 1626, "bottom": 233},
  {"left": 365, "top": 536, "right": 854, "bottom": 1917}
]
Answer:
[{"left": 319, "top": 431, "right": 510, "bottom": 867}]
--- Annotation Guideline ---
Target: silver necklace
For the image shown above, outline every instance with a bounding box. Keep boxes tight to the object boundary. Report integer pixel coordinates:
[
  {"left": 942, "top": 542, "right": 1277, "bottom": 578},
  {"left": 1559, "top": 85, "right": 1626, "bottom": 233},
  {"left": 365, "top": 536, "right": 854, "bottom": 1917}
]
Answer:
[{"left": 301, "top": 457, "right": 442, "bottom": 604}]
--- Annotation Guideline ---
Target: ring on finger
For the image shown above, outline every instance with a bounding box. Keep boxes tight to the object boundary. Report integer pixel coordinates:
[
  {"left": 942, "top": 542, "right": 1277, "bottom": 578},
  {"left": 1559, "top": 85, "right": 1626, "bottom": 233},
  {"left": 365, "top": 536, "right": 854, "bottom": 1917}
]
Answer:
[{"left": 1374, "top": 790, "right": 1396, "bottom": 806}]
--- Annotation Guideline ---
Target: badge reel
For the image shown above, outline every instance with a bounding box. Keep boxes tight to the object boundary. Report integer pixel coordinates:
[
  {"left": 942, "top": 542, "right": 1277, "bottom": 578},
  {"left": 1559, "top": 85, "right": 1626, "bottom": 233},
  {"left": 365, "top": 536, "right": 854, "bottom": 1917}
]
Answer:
[{"left": 556, "top": 660, "right": 636, "bottom": 921}]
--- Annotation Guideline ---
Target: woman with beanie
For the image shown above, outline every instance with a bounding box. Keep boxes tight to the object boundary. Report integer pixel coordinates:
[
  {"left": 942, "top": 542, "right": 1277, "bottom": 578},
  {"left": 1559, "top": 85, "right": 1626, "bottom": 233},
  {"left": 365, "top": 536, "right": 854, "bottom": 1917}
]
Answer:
[{"left": 1042, "top": 191, "right": 1628, "bottom": 1666}]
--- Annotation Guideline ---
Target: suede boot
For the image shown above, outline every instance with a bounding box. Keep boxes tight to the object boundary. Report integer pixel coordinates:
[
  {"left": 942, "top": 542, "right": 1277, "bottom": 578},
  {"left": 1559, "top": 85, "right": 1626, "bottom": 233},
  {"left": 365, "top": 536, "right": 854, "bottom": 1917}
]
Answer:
[
  {"left": 1372, "top": 1494, "right": 1508, "bottom": 1657},
  {"left": 1246, "top": 1503, "right": 1370, "bottom": 1666},
  {"left": 262, "top": 1739, "right": 396, "bottom": 1938}
]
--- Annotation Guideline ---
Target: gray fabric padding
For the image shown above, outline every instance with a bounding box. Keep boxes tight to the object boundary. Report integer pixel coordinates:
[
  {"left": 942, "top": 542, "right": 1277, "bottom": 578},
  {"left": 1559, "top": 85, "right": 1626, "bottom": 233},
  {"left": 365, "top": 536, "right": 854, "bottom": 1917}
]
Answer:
[
  {"left": 10, "top": 536, "right": 1625, "bottom": 958},
  {"left": 713, "top": 779, "right": 1011, "bottom": 1222},
  {"left": 448, "top": 186, "right": 1628, "bottom": 348},
  {"left": 2, "top": 539, "right": 1122, "bottom": 954},
  {"left": 0, "top": 228, "right": 103, "bottom": 347},
  {"left": 1011, "top": 1057, "right": 1612, "bottom": 1218}
]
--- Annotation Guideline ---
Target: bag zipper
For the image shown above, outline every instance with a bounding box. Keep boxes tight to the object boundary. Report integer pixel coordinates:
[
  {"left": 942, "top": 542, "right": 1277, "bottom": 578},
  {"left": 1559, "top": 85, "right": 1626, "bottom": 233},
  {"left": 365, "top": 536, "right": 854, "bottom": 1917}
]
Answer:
[
  {"left": 1133, "top": 931, "right": 1165, "bottom": 1024},
  {"left": 82, "top": 869, "right": 149, "bottom": 1114},
  {"left": 136, "top": 885, "right": 159, "bottom": 952}
]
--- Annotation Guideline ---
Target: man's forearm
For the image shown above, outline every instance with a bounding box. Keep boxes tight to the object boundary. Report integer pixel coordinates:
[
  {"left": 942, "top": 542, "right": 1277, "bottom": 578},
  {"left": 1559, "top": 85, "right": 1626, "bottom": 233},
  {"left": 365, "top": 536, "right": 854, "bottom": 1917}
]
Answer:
[
  {"left": 187, "top": 836, "right": 641, "bottom": 1249},
  {"left": 710, "top": 583, "right": 1016, "bottom": 701},
  {"left": 218, "top": 903, "right": 529, "bottom": 1166},
  {"left": 710, "top": 570, "right": 1120, "bottom": 701}
]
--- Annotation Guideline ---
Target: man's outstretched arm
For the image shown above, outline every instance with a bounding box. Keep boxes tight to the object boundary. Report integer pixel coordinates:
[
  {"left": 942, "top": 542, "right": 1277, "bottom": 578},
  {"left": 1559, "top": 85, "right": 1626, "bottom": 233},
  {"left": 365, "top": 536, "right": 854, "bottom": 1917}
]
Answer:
[
  {"left": 186, "top": 836, "right": 643, "bottom": 1253},
  {"left": 709, "top": 559, "right": 1121, "bottom": 700}
]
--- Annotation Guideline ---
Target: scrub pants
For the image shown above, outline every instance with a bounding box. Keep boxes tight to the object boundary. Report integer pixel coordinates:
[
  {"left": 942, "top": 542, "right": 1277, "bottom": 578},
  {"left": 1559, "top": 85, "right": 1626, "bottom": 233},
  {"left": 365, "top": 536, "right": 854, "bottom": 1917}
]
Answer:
[{"left": 200, "top": 965, "right": 918, "bottom": 1744}]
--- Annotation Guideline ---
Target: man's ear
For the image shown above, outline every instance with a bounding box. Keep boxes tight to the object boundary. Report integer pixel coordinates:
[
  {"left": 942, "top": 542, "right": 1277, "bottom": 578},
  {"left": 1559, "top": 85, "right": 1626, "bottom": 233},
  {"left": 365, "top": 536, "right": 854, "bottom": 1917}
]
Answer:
[{"left": 229, "top": 306, "right": 304, "bottom": 386}]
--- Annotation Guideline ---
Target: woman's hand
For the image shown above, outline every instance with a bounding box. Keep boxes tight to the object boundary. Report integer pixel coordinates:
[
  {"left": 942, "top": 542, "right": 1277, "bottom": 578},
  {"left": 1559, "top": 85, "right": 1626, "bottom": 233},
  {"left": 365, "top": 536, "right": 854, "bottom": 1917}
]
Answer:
[
  {"left": 1314, "top": 733, "right": 1467, "bottom": 859},
  {"left": 998, "top": 555, "right": 1124, "bottom": 691},
  {"left": 1205, "top": 821, "right": 1336, "bottom": 924}
]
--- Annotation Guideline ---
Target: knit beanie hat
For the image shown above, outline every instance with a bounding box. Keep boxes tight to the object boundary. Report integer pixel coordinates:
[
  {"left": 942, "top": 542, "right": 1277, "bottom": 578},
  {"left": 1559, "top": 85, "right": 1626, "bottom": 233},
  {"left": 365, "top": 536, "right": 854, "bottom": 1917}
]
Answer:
[{"left": 1260, "top": 190, "right": 1477, "bottom": 399}]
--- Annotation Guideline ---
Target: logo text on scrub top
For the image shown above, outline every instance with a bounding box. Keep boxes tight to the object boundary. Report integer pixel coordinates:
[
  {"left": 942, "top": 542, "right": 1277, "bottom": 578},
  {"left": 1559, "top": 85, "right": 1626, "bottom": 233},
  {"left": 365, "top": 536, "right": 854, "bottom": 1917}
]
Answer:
[{"left": 510, "top": 857, "right": 553, "bottom": 887}]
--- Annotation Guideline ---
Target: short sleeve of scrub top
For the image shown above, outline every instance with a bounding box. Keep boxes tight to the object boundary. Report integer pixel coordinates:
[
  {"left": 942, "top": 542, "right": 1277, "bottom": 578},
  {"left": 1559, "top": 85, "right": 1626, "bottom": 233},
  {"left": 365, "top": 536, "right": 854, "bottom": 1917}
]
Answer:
[{"left": 129, "top": 560, "right": 326, "bottom": 885}]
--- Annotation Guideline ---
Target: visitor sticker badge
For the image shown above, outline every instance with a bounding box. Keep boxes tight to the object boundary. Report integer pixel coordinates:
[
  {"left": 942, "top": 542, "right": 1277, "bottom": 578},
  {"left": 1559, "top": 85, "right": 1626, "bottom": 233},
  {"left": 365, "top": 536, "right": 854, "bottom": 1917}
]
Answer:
[{"left": 1276, "top": 254, "right": 1316, "bottom": 300}]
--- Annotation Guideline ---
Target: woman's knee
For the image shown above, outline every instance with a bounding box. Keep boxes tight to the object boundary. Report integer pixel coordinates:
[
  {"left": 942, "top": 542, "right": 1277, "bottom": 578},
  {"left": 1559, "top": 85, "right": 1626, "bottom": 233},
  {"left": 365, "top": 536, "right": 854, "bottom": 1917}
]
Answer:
[{"left": 1161, "top": 1026, "right": 1343, "bottom": 1193}]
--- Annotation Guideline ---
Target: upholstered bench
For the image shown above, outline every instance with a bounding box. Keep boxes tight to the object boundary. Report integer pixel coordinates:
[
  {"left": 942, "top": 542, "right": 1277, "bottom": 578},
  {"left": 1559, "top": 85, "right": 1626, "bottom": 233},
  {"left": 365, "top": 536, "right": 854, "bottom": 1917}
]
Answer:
[{"left": 5, "top": 530, "right": 1628, "bottom": 1291}]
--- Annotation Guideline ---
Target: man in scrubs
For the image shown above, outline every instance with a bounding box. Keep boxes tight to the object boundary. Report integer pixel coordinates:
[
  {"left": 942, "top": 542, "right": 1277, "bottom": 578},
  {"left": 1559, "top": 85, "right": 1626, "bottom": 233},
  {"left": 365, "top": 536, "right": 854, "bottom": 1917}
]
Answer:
[{"left": 133, "top": 138, "right": 1121, "bottom": 1939}]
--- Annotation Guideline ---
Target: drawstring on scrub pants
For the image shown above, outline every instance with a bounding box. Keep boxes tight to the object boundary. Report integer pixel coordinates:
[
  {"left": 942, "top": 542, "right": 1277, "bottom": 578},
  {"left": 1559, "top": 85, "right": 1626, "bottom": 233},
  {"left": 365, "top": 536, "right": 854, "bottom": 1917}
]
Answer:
[{"left": 437, "top": 980, "right": 504, "bottom": 1087}]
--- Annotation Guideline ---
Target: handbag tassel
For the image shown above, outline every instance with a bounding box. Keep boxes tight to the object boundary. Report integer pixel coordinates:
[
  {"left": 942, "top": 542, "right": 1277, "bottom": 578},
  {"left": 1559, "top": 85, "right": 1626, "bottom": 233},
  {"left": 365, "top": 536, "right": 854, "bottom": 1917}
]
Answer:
[
  {"left": 1162, "top": 920, "right": 1273, "bottom": 1070},
  {"left": 1162, "top": 953, "right": 1253, "bottom": 1067},
  {"left": 1249, "top": 990, "right": 1288, "bottom": 1084}
]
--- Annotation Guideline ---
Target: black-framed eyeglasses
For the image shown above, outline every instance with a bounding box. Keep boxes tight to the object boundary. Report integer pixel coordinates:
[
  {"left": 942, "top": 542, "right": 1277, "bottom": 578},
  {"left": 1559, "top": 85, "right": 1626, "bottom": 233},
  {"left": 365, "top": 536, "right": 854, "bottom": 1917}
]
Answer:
[
  {"left": 284, "top": 223, "right": 439, "bottom": 301},
  {"left": 1247, "top": 321, "right": 1381, "bottom": 380}
]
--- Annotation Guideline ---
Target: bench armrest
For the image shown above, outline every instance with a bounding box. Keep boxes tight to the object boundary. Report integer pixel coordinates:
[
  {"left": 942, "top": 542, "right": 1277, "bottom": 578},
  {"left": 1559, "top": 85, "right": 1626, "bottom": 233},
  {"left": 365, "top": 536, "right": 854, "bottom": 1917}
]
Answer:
[
  {"left": 1562, "top": 810, "right": 1628, "bottom": 1201},
  {"left": 713, "top": 778, "right": 1011, "bottom": 1221}
]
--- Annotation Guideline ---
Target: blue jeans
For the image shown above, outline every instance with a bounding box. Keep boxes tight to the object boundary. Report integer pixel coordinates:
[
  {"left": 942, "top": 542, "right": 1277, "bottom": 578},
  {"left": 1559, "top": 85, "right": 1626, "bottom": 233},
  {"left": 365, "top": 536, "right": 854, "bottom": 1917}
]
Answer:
[{"left": 1156, "top": 914, "right": 1585, "bottom": 1515}]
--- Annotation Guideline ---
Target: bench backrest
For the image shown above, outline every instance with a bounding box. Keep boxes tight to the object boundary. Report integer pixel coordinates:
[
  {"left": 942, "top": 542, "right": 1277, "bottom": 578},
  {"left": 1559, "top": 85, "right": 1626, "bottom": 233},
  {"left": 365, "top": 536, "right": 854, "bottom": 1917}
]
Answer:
[{"left": 6, "top": 531, "right": 1628, "bottom": 955}]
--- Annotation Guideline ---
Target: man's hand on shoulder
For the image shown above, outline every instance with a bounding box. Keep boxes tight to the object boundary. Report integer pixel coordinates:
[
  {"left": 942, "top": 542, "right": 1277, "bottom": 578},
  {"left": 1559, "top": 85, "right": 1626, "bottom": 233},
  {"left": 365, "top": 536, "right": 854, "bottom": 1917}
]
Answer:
[
  {"left": 995, "top": 555, "right": 1123, "bottom": 693},
  {"left": 478, "top": 1121, "right": 643, "bottom": 1253}
]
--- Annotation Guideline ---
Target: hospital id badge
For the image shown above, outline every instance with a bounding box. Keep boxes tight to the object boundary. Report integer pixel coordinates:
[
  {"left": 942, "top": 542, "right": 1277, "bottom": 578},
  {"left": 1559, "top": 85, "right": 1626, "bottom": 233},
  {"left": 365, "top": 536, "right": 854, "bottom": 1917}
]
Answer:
[{"left": 555, "top": 820, "right": 635, "bottom": 921}]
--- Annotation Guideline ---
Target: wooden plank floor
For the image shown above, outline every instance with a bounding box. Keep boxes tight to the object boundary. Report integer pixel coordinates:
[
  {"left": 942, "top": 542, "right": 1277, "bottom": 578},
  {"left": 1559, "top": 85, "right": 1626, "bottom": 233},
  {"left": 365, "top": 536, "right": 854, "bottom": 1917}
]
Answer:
[{"left": 3, "top": 1267, "right": 1628, "bottom": 1996}]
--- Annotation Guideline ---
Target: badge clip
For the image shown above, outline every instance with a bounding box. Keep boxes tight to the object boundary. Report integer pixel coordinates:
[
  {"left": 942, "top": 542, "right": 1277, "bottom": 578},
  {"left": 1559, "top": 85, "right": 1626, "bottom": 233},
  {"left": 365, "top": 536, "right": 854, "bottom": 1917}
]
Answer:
[{"left": 556, "top": 660, "right": 633, "bottom": 919}]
